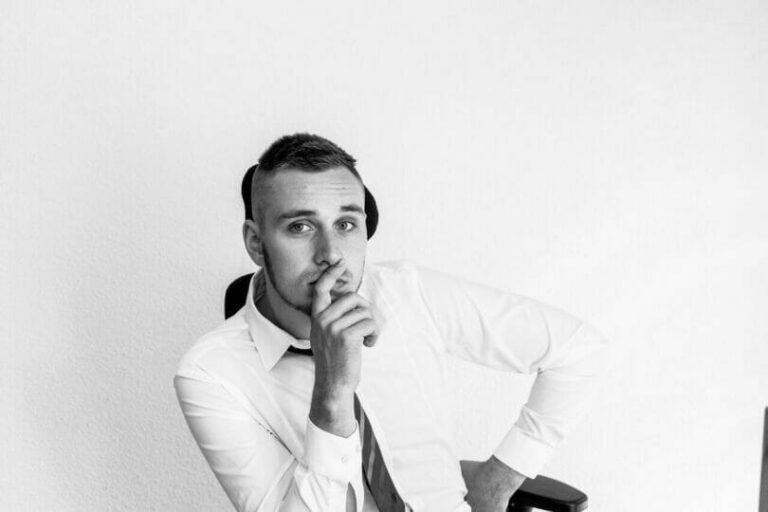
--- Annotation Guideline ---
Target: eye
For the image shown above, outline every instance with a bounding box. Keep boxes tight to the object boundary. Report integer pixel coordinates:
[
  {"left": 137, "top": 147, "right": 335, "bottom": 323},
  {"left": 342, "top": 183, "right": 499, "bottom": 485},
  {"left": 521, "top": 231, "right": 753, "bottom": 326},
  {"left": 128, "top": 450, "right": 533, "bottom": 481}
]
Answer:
[
  {"left": 288, "top": 222, "right": 312, "bottom": 234},
  {"left": 337, "top": 220, "right": 357, "bottom": 232}
]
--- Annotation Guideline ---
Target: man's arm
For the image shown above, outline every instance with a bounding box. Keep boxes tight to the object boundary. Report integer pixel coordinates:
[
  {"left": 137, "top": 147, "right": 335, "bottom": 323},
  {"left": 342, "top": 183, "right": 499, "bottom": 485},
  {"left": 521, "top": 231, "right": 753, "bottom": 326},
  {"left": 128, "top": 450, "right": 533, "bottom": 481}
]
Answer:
[
  {"left": 174, "top": 260, "right": 379, "bottom": 512},
  {"left": 174, "top": 370, "right": 362, "bottom": 511},
  {"left": 307, "top": 258, "right": 381, "bottom": 511},
  {"left": 412, "top": 265, "right": 609, "bottom": 488}
]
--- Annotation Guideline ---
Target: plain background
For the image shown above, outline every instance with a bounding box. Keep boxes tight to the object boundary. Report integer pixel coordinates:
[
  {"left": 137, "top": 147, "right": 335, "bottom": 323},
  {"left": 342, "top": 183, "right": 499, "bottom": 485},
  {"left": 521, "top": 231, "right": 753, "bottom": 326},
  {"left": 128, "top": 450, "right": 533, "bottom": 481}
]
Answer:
[{"left": 2, "top": 1, "right": 767, "bottom": 510}]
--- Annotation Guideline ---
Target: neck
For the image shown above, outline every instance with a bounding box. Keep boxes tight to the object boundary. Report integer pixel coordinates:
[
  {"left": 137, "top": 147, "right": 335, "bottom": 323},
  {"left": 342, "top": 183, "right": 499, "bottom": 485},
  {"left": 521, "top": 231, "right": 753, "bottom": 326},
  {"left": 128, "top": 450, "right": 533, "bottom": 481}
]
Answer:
[{"left": 255, "top": 281, "right": 311, "bottom": 340}]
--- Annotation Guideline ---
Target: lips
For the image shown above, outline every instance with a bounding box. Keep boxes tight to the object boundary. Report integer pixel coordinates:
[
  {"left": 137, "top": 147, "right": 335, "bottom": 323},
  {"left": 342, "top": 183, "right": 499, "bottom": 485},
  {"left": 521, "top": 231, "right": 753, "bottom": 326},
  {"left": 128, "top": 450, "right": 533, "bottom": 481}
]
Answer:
[
  {"left": 307, "top": 267, "right": 348, "bottom": 287},
  {"left": 308, "top": 275, "right": 347, "bottom": 287}
]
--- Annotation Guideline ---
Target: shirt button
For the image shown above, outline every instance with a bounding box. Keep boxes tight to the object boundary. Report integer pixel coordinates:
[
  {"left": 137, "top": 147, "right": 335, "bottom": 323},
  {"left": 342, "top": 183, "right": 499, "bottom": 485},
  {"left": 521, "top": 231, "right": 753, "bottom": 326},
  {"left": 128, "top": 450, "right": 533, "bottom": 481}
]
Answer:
[{"left": 341, "top": 455, "right": 349, "bottom": 464}]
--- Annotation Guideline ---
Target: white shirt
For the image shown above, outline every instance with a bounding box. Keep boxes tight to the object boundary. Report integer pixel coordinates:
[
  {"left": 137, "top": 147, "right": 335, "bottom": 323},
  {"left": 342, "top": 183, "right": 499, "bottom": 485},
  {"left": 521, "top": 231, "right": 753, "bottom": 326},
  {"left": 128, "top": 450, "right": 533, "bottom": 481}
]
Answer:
[{"left": 174, "top": 260, "right": 608, "bottom": 512}]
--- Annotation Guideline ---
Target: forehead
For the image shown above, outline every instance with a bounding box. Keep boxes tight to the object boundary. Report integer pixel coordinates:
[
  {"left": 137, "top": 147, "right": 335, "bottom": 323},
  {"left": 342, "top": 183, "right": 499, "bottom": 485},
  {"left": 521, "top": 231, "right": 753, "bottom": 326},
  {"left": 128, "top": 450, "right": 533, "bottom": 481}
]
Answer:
[{"left": 259, "top": 166, "right": 365, "bottom": 219}]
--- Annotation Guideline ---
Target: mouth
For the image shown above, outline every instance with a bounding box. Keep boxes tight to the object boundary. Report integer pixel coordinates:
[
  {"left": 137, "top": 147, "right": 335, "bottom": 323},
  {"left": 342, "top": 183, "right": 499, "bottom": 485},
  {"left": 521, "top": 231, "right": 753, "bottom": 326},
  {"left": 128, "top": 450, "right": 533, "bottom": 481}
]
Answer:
[{"left": 308, "top": 276, "right": 347, "bottom": 287}]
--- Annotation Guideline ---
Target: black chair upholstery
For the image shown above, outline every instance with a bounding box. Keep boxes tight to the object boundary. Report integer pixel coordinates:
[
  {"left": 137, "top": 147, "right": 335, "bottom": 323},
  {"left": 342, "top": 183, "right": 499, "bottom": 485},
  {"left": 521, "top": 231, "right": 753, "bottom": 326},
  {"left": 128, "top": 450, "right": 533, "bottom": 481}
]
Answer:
[
  {"left": 225, "top": 273, "right": 589, "bottom": 511},
  {"left": 225, "top": 273, "right": 254, "bottom": 319}
]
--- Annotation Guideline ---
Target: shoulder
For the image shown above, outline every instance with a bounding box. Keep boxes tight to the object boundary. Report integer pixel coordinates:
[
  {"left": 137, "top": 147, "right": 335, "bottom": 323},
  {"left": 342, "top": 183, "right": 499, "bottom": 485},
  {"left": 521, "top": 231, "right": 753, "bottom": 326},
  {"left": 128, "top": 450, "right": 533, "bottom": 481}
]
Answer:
[
  {"left": 364, "top": 259, "right": 479, "bottom": 299},
  {"left": 365, "top": 258, "right": 417, "bottom": 275},
  {"left": 362, "top": 259, "right": 429, "bottom": 295},
  {"left": 175, "top": 309, "right": 256, "bottom": 380},
  {"left": 365, "top": 259, "right": 472, "bottom": 292},
  {"left": 365, "top": 259, "right": 447, "bottom": 285}
]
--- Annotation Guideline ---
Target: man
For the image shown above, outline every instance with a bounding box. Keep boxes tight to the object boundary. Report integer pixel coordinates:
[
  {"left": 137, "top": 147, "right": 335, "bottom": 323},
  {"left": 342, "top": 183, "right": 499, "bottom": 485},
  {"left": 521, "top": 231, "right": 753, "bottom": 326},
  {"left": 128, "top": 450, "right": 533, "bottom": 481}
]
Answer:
[{"left": 174, "top": 133, "right": 607, "bottom": 511}]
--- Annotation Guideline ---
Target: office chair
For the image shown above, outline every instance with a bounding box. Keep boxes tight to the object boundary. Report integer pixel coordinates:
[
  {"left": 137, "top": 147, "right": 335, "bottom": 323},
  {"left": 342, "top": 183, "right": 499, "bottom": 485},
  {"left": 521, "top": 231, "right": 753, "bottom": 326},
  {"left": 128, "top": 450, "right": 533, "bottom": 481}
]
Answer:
[{"left": 225, "top": 273, "right": 589, "bottom": 512}]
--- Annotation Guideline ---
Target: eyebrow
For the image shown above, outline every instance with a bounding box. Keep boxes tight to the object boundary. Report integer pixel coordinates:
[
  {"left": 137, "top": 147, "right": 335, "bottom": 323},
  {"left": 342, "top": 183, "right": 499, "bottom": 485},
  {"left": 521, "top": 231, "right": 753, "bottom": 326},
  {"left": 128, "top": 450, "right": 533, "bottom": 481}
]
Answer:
[{"left": 276, "top": 204, "right": 364, "bottom": 222}]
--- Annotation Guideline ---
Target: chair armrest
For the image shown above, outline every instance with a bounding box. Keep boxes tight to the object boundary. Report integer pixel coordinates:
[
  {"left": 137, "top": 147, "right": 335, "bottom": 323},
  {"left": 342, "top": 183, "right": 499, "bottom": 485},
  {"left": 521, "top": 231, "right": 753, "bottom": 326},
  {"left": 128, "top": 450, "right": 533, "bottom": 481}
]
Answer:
[{"left": 507, "top": 475, "right": 588, "bottom": 512}]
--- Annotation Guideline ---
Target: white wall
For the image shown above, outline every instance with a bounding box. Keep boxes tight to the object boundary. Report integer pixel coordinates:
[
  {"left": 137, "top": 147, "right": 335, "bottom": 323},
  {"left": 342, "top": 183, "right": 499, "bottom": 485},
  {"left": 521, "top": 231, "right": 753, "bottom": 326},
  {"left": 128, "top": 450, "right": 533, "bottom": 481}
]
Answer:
[{"left": 2, "top": 1, "right": 766, "bottom": 510}]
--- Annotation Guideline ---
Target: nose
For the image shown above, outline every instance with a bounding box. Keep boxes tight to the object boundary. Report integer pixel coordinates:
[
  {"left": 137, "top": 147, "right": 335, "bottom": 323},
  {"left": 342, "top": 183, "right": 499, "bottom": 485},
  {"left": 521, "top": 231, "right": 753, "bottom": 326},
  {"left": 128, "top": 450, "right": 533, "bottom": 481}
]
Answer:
[{"left": 313, "top": 229, "right": 343, "bottom": 267}]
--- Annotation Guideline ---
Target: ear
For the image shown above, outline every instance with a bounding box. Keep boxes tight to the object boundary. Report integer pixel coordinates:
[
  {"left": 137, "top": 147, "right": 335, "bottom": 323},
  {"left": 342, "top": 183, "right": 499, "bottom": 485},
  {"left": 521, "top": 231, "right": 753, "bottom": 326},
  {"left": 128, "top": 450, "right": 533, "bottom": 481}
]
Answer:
[{"left": 242, "top": 219, "right": 265, "bottom": 267}]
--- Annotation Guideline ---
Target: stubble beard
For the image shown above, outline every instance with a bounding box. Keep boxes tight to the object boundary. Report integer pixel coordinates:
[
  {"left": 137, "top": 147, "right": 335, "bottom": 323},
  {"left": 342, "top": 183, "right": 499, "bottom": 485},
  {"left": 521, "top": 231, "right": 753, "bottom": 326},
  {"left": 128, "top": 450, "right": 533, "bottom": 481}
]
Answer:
[{"left": 262, "top": 244, "right": 313, "bottom": 316}]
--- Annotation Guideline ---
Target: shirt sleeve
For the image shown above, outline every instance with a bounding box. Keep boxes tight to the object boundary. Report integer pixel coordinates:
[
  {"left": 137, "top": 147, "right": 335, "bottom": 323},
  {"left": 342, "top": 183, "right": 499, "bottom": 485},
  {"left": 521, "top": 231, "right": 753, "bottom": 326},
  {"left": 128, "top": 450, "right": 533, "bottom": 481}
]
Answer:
[
  {"left": 174, "top": 368, "right": 365, "bottom": 512},
  {"left": 412, "top": 265, "right": 609, "bottom": 478}
]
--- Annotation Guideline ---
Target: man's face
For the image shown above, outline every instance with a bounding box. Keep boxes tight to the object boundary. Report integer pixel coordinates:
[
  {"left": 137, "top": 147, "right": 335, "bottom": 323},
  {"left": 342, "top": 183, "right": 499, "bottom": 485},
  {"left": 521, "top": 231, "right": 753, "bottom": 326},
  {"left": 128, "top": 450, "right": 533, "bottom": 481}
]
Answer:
[{"left": 251, "top": 166, "right": 368, "bottom": 315}]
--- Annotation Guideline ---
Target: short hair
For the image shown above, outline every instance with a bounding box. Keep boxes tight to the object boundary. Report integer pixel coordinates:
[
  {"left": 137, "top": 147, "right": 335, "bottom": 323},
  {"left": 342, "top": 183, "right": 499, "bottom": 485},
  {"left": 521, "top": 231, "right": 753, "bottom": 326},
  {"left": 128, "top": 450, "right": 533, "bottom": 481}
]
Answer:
[{"left": 241, "top": 133, "right": 362, "bottom": 221}]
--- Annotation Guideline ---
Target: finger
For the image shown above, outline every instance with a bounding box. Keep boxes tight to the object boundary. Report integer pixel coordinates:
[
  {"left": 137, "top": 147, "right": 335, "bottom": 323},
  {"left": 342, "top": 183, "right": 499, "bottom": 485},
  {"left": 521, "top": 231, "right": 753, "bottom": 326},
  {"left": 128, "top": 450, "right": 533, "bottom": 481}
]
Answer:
[
  {"left": 318, "top": 293, "right": 370, "bottom": 323},
  {"left": 328, "top": 308, "right": 374, "bottom": 334},
  {"left": 342, "top": 318, "right": 379, "bottom": 344},
  {"left": 362, "top": 332, "right": 378, "bottom": 348},
  {"left": 311, "top": 260, "right": 346, "bottom": 316},
  {"left": 362, "top": 311, "right": 383, "bottom": 347}
]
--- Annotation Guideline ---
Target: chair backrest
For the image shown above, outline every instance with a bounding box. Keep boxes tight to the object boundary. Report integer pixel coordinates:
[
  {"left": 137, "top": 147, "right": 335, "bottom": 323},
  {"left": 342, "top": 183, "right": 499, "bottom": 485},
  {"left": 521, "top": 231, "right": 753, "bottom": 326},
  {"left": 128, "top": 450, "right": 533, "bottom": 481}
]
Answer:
[{"left": 225, "top": 273, "right": 254, "bottom": 319}]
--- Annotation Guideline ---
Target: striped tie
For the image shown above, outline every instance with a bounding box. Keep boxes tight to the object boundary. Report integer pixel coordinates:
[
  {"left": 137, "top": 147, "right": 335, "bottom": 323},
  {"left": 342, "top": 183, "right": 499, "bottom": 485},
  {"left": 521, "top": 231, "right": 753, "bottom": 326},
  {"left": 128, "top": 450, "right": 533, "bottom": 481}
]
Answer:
[{"left": 354, "top": 394, "right": 411, "bottom": 512}]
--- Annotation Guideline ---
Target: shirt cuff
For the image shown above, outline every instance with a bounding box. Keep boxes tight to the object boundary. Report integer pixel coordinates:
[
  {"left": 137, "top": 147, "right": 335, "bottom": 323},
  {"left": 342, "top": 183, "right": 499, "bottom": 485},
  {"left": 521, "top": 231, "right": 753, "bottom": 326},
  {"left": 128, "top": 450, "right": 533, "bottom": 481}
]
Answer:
[
  {"left": 303, "top": 417, "right": 363, "bottom": 484},
  {"left": 492, "top": 426, "right": 555, "bottom": 479}
]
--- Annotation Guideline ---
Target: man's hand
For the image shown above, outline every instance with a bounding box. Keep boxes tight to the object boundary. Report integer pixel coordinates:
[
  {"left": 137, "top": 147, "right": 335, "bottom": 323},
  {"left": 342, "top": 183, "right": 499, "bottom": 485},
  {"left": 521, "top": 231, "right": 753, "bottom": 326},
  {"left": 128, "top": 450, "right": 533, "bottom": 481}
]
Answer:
[
  {"left": 461, "top": 456, "right": 526, "bottom": 511},
  {"left": 308, "top": 259, "right": 379, "bottom": 438}
]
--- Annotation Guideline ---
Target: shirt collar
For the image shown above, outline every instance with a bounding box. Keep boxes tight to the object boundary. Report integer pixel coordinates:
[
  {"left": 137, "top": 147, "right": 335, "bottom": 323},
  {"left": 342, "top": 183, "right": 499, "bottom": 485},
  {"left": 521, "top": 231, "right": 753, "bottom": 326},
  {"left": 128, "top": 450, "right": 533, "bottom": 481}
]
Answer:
[{"left": 243, "top": 268, "right": 372, "bottom": 371}]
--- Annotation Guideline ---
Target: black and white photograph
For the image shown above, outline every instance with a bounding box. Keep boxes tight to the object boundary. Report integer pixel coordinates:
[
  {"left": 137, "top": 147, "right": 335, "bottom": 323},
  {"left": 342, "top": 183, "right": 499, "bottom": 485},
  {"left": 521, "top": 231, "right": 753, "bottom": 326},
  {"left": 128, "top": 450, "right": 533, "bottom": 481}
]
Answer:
[{"left": 3, "top": 2, "right": 767, "bottom": 511}]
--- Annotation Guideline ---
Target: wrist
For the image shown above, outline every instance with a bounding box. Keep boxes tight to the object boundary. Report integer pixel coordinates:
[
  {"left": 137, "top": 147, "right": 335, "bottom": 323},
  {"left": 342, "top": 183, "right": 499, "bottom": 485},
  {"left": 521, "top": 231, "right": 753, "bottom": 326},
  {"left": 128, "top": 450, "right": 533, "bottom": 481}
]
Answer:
[
  {"left": 463, "top": 457, "right": 527, "bottom": 510},
  {"left": 474, "top": 456, "right": 525, "bottom": 503},
  {"left": 485, "top": 455, "right": 526, "bottom": 485},
  {"left": 309, "top": 386, "right": 356, "bottom": 438}
]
